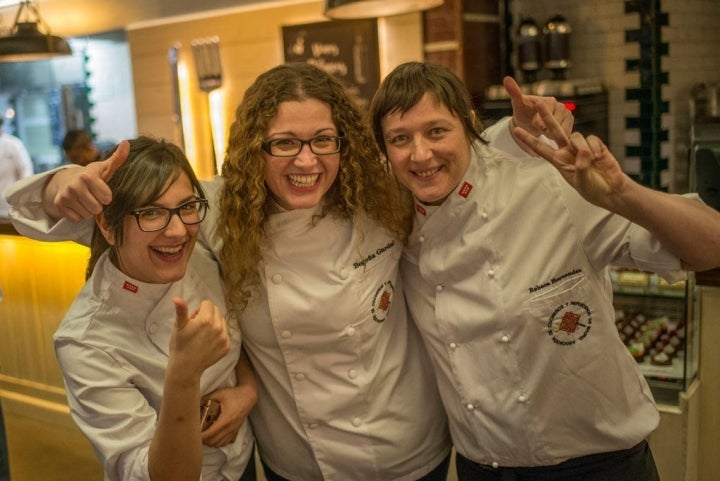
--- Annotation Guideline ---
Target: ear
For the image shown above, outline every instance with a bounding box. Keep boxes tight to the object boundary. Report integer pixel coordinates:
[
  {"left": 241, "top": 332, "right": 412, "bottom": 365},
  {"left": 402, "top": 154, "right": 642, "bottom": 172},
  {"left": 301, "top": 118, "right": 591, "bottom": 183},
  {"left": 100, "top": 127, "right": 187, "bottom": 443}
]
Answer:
[{"left": 96, "top": 212, "right": 116, "bottom": 245}]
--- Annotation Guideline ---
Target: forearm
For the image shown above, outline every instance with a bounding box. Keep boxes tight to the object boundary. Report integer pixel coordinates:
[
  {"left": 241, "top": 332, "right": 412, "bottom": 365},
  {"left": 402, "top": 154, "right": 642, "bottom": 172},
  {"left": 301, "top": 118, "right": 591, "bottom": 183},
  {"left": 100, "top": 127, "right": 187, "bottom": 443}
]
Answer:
[
  {"left": 5, "top": 165, "right": 93, "bottom": 243},
  {"left": 612, "top": 182, "right": 720, "bottom": 271},
  {"left": 148, "top": 363, "right": 203, "bottom": 481},
  {"left": 235, "top": 348, "right": 258, "bottom": 408},
  {"left": 40, "top": 169, "right": 72, "bottom": 221}
]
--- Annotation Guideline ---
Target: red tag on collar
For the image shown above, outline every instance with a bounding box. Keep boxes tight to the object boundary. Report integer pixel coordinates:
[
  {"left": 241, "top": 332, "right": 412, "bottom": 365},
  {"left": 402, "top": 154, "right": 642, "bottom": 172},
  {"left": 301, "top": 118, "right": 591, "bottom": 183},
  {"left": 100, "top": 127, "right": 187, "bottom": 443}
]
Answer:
[
  {"left": 123, "top": 281, "right": 139, "bottom": 293},
  {"left": 415, "top": 203, "right": 427, "bottom": 216},
  {"left": 458, "top": 181, "right": 473, "bottom": 198}
]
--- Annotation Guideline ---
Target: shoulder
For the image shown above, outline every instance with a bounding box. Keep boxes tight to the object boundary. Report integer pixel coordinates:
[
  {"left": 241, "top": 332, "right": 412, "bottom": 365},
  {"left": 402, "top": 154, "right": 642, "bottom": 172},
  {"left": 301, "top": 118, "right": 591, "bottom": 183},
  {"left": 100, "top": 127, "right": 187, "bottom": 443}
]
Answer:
[
  {"left": 203, "top": 177, "right": 223, "bottom": 201},
  {"left": 55, "top": 257, "right": 113, "bottom": 342},
  {"left": 55, "top": 278, "right": 106, "bottom": 340},
  {"left": 475, "top": 142, "right": 553, "bottom": 181}
]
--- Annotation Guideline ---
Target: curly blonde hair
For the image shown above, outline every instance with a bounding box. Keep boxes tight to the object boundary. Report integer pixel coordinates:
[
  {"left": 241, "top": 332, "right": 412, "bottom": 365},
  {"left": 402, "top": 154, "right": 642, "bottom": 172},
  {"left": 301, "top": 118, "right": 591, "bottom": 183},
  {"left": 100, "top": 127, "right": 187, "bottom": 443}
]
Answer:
[{"left": 218, "top": 63, "right": 412, "bottom": 313}]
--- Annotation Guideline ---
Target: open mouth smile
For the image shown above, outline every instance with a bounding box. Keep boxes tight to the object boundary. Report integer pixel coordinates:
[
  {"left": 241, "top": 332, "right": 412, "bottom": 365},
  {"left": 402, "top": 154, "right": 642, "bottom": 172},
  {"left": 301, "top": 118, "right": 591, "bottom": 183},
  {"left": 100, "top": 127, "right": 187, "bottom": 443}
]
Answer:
[
  {"left": 152, "top": 243, "right": 185, "bottom": 259},
  {"left": 414, "top": 166, "right": 441, "bottom": 178},
  {"left": 288, "top": 174, "right": 319, "bottom": 187}
]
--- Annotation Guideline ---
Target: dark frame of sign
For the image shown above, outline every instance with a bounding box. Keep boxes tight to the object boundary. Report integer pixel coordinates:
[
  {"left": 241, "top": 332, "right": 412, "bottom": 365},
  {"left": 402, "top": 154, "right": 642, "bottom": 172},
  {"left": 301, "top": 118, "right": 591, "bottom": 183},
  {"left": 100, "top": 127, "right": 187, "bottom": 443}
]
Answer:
[{"left": 282, "top": 18, "right": 380, "bottom": 110}]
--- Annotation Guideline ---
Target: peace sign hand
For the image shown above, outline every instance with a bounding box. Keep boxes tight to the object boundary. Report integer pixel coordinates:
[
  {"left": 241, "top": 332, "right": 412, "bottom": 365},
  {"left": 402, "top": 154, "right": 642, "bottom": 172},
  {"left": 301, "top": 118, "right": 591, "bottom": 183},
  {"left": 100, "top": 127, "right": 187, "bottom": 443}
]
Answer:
[{"left": 511, "top": 101, "right": 631, "bottom": 211}]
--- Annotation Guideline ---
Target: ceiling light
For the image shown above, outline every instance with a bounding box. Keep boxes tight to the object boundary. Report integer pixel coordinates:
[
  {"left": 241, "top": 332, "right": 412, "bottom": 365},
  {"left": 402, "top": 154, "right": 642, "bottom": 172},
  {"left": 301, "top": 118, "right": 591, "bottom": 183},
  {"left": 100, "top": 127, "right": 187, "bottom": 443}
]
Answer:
[
  {"left": 0, "top": 0, "right": 72, "bottom": 62},
  {"left": 324, "top": 0, "right": 444, "bottom": 19}
]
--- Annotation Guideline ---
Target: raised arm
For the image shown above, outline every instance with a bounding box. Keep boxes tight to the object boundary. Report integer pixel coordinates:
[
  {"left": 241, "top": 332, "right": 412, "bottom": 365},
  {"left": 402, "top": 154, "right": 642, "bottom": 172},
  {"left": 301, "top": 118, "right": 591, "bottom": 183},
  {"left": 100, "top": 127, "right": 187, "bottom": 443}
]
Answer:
[
  {"left": 149, "top": 298, "right": 231, "bottom": 481},
  {"left": 513, "top": 102, "right": 720, "bottom": 271}
]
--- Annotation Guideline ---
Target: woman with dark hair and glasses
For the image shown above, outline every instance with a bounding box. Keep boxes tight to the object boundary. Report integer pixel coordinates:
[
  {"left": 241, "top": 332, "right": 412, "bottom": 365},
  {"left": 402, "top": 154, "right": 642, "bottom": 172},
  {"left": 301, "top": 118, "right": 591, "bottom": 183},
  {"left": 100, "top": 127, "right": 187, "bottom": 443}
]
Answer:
[{"left": 16, "top": 137, "right": 257, "bottom": 481}]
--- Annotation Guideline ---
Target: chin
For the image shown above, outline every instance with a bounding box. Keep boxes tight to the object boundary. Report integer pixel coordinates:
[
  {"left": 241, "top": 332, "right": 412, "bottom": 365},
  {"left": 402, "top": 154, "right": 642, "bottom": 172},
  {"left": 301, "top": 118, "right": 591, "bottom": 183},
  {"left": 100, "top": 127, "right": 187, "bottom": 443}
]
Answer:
[
  {"left": 284, "top": 196, "right": 323, "bottom": 210},
  {"left": 415, "top": 191, "right": 445, "bottom": 205}
]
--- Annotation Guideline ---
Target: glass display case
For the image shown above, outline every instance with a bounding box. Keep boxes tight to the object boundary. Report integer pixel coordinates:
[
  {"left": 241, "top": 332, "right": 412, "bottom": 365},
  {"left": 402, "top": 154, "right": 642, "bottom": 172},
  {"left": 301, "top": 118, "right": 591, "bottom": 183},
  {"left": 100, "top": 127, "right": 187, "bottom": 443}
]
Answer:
[{"left": 611, "top": 268, "right": 699, "bottom": 404}]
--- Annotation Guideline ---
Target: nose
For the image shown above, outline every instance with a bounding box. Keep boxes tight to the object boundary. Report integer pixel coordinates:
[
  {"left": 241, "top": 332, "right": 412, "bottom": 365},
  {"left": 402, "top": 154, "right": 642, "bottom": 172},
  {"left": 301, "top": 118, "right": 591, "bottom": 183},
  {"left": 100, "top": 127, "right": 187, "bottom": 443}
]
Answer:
[
  {"left": 293, "top": 143, "right": 318, "bottom": 167},
  {"left": 163, "top": 212, "right": 189, "bottom": 236},
  {"left": 409, "top": 136, "right": 432, "bottom": 162}
]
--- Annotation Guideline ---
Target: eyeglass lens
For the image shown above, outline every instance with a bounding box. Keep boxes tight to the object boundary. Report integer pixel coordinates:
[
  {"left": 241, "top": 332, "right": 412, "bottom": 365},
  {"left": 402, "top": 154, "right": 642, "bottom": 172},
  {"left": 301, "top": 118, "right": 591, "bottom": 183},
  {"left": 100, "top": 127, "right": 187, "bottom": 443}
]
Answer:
[
  {"left": 265, "top": 135, "right": 341, "bottom": 156},
  {"left": 135, "top": 200, "right": 207, "bottom": 232}
]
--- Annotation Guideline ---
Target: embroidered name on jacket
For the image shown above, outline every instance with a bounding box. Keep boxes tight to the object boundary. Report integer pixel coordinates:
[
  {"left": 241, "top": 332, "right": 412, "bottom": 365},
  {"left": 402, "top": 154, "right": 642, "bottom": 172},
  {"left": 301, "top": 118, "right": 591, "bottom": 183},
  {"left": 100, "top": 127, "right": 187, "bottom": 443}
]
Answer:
[
  {"left": 352, "top": 240, "right": 395, "bottom": 270},
  {"left": 528, "top": 268, "right": 583, "bottom": 294}
]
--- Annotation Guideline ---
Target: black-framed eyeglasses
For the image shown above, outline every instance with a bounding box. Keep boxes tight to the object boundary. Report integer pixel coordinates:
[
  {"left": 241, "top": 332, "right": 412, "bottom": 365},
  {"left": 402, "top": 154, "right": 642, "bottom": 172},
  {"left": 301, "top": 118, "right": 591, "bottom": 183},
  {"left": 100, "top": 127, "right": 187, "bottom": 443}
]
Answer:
[
  {"left": 129, "top": 199, "right": 209, "bottom": 232},
  {"left": 261, "top": 135, "right": 343, "bottom": 157}
]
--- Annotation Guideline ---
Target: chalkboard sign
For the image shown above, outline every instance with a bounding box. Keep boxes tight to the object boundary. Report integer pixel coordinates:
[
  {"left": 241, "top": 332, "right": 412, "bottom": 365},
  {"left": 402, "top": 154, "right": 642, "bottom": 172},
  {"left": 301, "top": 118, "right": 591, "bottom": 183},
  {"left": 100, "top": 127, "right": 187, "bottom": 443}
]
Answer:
[{"left": 283, "top": 19, "right": 380, "bottom": 110}]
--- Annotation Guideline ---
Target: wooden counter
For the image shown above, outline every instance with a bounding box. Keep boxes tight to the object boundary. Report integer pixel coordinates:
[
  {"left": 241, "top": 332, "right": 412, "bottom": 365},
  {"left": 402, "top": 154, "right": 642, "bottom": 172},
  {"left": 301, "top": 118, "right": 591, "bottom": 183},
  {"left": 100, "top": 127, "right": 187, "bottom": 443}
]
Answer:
[{"left": 0, "top": 231, "right": 88, "bottom": 427}]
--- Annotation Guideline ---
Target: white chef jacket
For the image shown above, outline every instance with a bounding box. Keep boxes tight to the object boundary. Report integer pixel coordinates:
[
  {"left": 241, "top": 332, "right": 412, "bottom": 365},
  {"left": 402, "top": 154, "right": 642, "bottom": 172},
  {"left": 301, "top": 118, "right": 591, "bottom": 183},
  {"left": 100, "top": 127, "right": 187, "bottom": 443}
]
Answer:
[
  {"left": 54, "top": 246, "right": 253, "bottom": 481},
  {"left": 0, "top": 131, "right": 33, "bottom": 217},
  {"left": 240, "top": 204, "right": 450, "bottom": 480},
  {"left": 402, "top": 137, "right": 686, "bottom": 468},
  {"left": 7, "top": 173, "right": 452, "bottom": 481}
]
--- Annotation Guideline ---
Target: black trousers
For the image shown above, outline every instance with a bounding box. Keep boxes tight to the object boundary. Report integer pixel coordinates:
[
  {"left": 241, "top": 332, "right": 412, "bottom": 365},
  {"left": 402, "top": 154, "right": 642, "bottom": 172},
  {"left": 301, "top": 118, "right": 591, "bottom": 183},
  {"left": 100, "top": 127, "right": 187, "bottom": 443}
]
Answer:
[
  {"left": 262, "top": 452, "right": 451, "bottom": 481},
  {"left": 0, "top": 404, "right": 8, "bottom": 481},
  {"left": 238, "top": 450, "right": 256, "bottom": 481},
  {"left": 456, "top": 441, "right": 660, "bottom": 481}
]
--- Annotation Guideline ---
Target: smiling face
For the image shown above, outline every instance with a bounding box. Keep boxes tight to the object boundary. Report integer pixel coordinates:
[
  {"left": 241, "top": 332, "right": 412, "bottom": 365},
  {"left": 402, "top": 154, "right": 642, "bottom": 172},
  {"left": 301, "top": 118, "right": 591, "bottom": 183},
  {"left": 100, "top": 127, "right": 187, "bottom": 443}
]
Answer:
[
  {"left": 381, "top": 93, "right": 473, "bottom": 205},
  {"left": 98, "top": 173, "right": 200, "bottom": 284},
  {"left": 262, "top": 98, "right": 341, "bottom": 211}
]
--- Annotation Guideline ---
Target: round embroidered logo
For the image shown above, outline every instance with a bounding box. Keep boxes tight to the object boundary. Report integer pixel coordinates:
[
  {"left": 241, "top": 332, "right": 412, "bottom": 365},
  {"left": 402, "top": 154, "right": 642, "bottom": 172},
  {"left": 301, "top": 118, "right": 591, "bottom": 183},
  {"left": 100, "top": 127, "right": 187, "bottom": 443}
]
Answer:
[
  {"left": 547, "top": 301, "right": 592, "bottom": 345},
  {"left": 371, "top": 281, "right": 394, "bottom": 323}
]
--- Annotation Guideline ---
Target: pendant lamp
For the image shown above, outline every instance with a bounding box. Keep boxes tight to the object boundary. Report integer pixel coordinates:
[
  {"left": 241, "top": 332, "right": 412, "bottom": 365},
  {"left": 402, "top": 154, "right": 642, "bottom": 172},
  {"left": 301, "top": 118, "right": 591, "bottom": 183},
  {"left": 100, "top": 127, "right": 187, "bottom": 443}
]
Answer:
[
  {"left": 324, "top": 0, "right": 444, "bottom": 19},
  {"left": 0, "top": 0, "right": 72, "bottom": 63}
]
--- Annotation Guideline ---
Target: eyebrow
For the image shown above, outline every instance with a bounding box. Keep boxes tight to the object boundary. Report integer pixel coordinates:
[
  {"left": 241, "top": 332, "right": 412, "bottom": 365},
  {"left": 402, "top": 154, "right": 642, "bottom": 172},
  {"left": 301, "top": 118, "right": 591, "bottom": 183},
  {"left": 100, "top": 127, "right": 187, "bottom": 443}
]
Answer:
[
  {"left": 136, "top": 195, "right": 199, "bottom": 209},
  {"left": 265, "top": 127, "right": 338, "bottom": 138}
]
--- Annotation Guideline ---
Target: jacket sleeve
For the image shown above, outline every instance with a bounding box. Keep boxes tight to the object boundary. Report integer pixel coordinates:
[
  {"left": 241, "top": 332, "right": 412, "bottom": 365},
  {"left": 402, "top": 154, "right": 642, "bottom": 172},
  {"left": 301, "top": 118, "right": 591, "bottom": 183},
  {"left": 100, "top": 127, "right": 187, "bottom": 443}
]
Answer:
[
  {"left": 56, "top": 339, "right": 157, "bottom": 481},
  {"left": 5, "top": 165, "right": 93, "bottom": 245},
  {"left": 549, "top": 165, "right": 687, "bottom": 284}
]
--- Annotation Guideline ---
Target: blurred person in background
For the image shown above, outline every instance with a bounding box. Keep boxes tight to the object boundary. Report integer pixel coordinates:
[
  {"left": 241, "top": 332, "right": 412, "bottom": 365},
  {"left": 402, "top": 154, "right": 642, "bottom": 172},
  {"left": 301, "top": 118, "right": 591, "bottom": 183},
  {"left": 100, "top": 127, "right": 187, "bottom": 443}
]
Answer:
[
  {"left": 62, "top": 129, "right": 103, "bottom": 166},
  {"left": 0, "top": 116, "right": 33, "bottom": 218}
]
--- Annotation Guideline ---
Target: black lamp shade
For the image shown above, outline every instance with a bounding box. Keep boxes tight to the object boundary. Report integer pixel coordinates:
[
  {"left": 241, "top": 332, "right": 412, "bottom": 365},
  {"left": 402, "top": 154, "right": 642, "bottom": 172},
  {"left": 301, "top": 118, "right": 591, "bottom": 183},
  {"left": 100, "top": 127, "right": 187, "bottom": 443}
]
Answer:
[
  {"left": 0, "top": 22, "right": 72, "bottom": 62},
  {"left": 324, "top": 0, "right": 444, "bottom": 19}
]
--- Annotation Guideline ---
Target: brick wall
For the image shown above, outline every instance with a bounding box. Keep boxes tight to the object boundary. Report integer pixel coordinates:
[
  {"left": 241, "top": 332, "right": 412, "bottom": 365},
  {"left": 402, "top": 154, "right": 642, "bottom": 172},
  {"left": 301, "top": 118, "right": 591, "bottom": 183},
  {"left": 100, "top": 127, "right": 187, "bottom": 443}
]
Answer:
[{"left": 510, "top": 0, "right": 720, "bottom": 192}]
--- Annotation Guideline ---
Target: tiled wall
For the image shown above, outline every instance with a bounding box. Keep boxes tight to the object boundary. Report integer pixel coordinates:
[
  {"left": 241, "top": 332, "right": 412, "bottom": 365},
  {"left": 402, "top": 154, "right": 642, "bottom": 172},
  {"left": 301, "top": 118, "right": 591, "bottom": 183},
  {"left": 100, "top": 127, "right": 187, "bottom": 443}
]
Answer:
[{"left": 510, "top": 0, "right": 720, "bottom": 192}]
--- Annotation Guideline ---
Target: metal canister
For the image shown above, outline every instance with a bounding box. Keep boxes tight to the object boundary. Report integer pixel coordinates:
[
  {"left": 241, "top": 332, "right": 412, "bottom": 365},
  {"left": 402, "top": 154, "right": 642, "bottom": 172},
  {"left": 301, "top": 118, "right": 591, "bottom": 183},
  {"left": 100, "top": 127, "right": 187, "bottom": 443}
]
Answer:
[
  {"left": 543, "top": 14, "right": 571, "bottom": 79},
  {"left": 517, "top": 17, "right": 541, "bottom": 83}
]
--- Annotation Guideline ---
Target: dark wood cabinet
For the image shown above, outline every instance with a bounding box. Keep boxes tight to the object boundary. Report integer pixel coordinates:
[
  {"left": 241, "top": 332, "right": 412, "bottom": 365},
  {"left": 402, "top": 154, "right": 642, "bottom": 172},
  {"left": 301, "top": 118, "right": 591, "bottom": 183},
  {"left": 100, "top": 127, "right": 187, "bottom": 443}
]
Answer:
[{"left": 422, "top": 0, "right": 503, "bottom": 105}]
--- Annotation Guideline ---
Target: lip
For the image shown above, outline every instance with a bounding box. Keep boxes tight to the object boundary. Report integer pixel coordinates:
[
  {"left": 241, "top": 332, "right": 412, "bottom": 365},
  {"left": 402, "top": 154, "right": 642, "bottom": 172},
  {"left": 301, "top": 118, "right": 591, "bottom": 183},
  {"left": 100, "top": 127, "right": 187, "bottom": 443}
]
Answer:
[
  {"left": 412, "top": 165, "right": 443, "bottom": 179},
  {"left": 150, "top": 242, "right": 187, "bottom": 262}
]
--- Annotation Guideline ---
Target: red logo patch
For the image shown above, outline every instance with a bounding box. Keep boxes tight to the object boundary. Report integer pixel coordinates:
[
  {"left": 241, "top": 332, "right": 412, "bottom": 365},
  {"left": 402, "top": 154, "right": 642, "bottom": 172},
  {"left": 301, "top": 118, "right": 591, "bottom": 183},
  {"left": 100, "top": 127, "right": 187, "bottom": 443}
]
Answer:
[
  {"left": 458, "top": 182, "right": 473, "bottom": 198},
  {"left": 415, "top": 203, "right": 427, "bottom": 216},
  {"left": 371, "top": 281, "right": 395, "bottom": 323},
  {"left": 123, "top": 281, "right": 139, "bottom": 293},
  {"left": 558, "top": 311, "right": 581, "bottom": 334}
]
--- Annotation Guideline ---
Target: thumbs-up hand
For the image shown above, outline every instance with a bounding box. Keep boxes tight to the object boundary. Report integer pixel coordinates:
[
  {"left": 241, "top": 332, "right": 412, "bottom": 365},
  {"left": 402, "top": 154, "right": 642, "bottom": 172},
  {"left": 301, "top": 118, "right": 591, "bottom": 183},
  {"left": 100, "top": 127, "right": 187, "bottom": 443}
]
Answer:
[
  {"left": 43, "top": 140, "right": 130, "bottom": 222},
  {"left": 170, "top": 298, "right": 231, "bottom": 378}
]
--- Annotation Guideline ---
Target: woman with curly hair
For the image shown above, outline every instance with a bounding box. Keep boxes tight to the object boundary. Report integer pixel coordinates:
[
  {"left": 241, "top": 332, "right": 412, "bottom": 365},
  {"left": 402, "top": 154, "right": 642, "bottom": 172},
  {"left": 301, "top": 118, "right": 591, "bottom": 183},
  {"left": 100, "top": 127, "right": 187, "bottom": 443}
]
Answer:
[{"left": 214, "top": 62, "right": 451, "bottom": 480}]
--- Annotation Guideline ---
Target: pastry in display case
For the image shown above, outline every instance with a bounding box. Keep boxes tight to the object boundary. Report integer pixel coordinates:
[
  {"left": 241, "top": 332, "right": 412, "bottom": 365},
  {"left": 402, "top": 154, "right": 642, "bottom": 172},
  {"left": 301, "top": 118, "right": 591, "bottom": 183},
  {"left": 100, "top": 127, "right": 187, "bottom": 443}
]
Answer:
[{"left": 610, "top": 268, "right": 699, "bottom": 404}]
